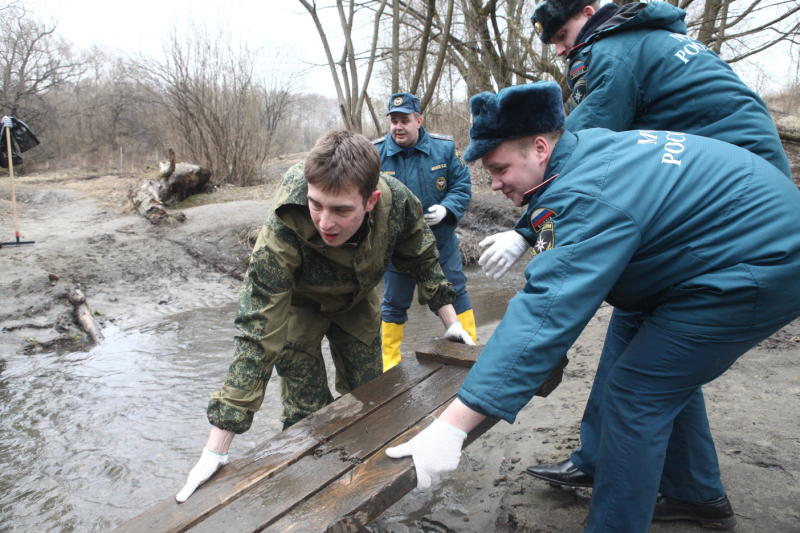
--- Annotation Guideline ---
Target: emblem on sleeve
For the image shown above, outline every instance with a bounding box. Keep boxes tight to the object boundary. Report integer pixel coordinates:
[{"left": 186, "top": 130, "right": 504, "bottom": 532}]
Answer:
[
  {"left": 569, "top": 60, "right": 587, "bottom": 81},
  {"left": 530, "top": 208, "right": 556, "bottom": 257},
  {"left": 436, "top": 176, "right": 447, "bottom": 190},
  {"left": 530, "top": 208, "right": 556, "bottom": 230},
  {"left": 531, "top": 220, "right": 556, "bottom": 257}
]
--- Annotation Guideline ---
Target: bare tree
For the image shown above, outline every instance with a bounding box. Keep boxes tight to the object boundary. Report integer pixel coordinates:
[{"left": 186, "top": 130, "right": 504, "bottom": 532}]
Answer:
[
  {"left": 389, "top": 0, "right": 558, "bottom": 98},
  {"left": 0, "top": 4, "right": 85, "bottom": 122},
  {"left": 299, "top": 0, "right": 389, "bottom": 133},
  {"left": 677, "top": 0, "right": 800, "bottom": 61},
  {"left": 138, "top": 27, "right": 292, "bottom": 185}
]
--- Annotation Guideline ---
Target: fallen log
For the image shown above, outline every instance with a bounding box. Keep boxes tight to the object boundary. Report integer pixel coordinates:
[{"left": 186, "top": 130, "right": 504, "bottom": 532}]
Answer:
[
  {"left": 68, "top": 287, "right": 103, "bottom": 344},
  {"left": 128, "top": 149, "right": 211, "bottom": 225},
  {"left": 778, "top": 126, "right": 800, "bottom": 143}
]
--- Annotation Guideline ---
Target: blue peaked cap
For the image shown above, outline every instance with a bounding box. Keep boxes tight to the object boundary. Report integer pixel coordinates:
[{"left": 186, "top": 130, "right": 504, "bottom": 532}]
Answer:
[
  {"left": 463, "top": 81, "right": 565, "bottom": 162},
  {"left": 387, "top": 92, "right": 421, "bottom": 114}
]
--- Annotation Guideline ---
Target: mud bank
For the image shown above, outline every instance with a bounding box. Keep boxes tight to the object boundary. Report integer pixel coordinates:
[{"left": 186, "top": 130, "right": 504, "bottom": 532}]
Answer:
[{"left": 0, "top": 158, "right": 799, "bottom": 532}]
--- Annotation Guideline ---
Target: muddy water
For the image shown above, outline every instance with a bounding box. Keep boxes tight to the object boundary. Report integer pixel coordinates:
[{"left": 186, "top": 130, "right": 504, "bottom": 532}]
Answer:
[{"left": 0, "top": 269, "right": 520, "bottom": 532}]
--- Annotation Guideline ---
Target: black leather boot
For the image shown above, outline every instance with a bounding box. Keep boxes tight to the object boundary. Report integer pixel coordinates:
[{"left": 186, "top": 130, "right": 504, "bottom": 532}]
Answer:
[
  {"left": 653, "top": 494, "right": 736, "bottom": 529},
  {"left": 525, "top": 458, "right": 593, "bottom": 488}
]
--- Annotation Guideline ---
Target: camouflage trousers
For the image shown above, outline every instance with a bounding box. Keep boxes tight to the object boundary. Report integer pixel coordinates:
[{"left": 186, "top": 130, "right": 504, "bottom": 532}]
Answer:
[{"left": 275, "top": 305, "right": 382, "bottom": 429}]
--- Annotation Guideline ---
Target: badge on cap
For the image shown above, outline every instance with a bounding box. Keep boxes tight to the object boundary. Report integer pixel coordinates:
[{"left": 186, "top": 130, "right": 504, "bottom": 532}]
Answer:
[{"left": 393, "top": 96, "right": 404, "bottom": 107}]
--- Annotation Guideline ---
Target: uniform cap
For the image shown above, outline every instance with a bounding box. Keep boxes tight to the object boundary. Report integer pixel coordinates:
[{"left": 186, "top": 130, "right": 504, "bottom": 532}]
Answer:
[
  {"left": 463, "top": 81, "right": 565, "bottom": 162},
  {"left": 387, "top": 92, "right": 421, "bottom": 115},
  {"left": 532, "top": 0, "right": 596, "bottom": 43}
]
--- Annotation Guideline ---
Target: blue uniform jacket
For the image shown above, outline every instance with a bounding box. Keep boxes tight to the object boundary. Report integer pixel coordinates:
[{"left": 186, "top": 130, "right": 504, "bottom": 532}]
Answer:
[
  {"left": 564, "top": 1, "right": 791, "bottom": 177},
  {"left": 374, "top": 126, "right": 471, "bottom": 257},
  {"left": 459, "top": 129, "right": 800, "bottom": 423}
]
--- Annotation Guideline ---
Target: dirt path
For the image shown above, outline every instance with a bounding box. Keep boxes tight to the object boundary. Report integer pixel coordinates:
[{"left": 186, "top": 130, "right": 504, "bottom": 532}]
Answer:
[{"left": 1, "top": 169, "right": 798, "bottom": 532}]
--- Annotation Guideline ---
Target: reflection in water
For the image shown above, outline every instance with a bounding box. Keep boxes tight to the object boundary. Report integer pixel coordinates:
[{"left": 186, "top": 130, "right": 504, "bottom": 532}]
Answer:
[{"left": 0, "top": 269, "right": 519, "bottom": 532}]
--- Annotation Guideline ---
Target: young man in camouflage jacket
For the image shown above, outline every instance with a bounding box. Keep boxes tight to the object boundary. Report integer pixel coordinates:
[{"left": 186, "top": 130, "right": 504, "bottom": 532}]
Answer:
[{"left": 175, "top": 130, "right": 474, "bottom": 503}]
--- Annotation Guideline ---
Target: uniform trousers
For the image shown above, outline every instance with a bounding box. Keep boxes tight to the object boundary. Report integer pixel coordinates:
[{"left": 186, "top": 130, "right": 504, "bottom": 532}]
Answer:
[
  {"left": 274, "top": 305, "right": 381, "bottom": 429},
  {"left": 574, "top": 308, "right": 787, "bottom": 532},
  {"left": 381, "top": 241, "right": 471, "bottom": 323}
]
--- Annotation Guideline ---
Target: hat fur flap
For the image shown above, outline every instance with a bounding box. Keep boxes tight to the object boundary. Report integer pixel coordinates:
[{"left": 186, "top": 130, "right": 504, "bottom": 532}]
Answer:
[{"left": 463, "top": 82, "right": 565, "bottom": 162}]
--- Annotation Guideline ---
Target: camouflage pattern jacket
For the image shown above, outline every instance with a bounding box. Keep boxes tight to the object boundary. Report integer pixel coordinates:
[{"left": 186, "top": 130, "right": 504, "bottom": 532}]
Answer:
[{"left": 207, "top": 163, "right": 455, "bottom": 433}]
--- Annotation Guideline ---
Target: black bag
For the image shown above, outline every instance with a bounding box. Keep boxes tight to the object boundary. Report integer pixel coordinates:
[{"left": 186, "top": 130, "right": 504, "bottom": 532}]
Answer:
[
  {"left": 0, "top": 117, "right": 39, "bottom": 168},
  {"left": 0, "top": 149, "right": 22, "bottom": 168}
]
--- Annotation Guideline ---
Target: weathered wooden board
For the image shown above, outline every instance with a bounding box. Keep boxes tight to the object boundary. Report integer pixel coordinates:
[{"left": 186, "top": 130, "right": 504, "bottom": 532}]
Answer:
[
  {"left": 188, "top": 364, "right": 467, "bottom": 532},
  {"left": 415, "top": 339, "right": 482, "bottom": 366},
  {"left": 264, "top": 412, "right": 499, "bottom": 532},
  {"left": 114, "top": 341, "right": 522, "bottom": 533},
  {"left": 113, "top": 360, "right": 442, "bottom": 533}
]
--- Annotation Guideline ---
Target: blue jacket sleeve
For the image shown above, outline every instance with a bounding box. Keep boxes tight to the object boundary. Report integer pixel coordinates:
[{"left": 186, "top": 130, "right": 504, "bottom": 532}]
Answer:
[
  {"left": 564, "top": 50, "right": 641, "bottom": 132},
  {"left": 438, "top": 144, "right": 471, "bottom": 221},
  {"left": 458, "top": 193, "right": 641, "bottom": 423}
]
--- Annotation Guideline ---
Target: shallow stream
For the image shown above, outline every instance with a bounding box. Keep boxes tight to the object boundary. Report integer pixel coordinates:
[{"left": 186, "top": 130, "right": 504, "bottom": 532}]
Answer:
[{"left": 0, "top": 269, "right": 518, "bottom": 532}]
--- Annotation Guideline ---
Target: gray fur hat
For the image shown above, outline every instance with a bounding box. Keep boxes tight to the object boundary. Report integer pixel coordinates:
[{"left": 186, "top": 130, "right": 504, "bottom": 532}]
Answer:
[{"left": 463, "top": 81, "right": 565, "bottom": 163}]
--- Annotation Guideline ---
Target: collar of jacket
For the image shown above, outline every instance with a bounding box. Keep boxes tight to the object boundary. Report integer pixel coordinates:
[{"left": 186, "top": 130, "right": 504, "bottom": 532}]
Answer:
[
  {"left": 384, "top": 125, "right": 432, "bottom": 157},
  {"left": 519, "top": 130, "right": 577, "bottom": 205},
  {"left": 568, "top": 1, "right": 686, "bottom": 60}
]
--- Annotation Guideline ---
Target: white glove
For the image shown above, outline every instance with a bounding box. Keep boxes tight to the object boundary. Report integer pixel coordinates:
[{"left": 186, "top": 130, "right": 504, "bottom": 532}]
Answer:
[
  {"left": 386, "top": 418, "right": 467, "bottom": 489},
  {"left": 175, "top": 447, "right": 230, "bottom": 503},
  {"left": 423, "top": 204, "right": 447, "bottom": 226},
  {"left": 1, "top": 116, "right": 12, "bottom": 128},
  {"left": 478, "top": 230, "right": 529, "bottom": 280},
  {"left": 444, "top": 321, "right": 476, "bottom": 345}
]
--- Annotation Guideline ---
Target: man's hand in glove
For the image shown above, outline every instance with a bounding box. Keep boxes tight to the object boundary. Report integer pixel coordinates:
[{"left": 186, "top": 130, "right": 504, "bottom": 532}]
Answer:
[
  {"left": 175, "top": 448, "right": 229, "bottom": 503},
  {"left": 478, "top": 230, "right": 529, "bottom": 279},
  {"left": 423, "top": 204, "right": 447, "bottom": 226},
  {"left": 386, "top": 418, "right": 467, "bottom": 489},
  {"left": 444, "top": 321, "right": 476, "bottom": 345}
]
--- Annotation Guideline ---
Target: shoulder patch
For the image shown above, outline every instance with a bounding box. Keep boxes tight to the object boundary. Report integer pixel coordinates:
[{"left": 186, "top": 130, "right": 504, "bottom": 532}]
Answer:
[
  {"left": 530, "top": 208, "right": 556, "bottom": 230},
  {"left": 372, "top": 137, "right": 385, "bottom": 145},
  {"left": 529, "top": 208, "right": 556, "bottom": 258},
  {"left": 429, "top": 132, "right": 454, "bottom": 142},
  {"left": 569, "top": 60, "right": 587, "bottom": 82}
]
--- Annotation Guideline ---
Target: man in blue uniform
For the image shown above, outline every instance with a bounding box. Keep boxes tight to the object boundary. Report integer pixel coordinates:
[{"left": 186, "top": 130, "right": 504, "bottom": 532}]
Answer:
[
  {"left": 475, "top": 0, "right": 795, "bottom": 496},
  {"left": 480, "top": 0, "right": 790, "bottom": 279},
  {"left": 374, "top": 92, "right": 476, "bottom": 370},
  {"left": 386, "top": 82, "right": 800, "bottom": 531}
]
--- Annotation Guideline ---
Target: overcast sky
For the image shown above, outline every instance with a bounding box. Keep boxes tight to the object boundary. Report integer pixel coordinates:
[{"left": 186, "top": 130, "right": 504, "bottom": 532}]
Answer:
[
  {"left": 23, "top": 0, "right": 796, "bottom": 97},
  {"left": 26, "top": 0, "right": 337, "bottom": 94}
]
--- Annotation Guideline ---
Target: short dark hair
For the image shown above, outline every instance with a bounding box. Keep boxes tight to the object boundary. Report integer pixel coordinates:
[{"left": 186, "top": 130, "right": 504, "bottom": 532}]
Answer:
[{"left": 304, "top": 130, "right": 380, "bottom": 203}]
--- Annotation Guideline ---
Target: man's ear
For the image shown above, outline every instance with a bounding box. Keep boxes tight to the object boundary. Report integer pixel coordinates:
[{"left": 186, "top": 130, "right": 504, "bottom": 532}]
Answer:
[
  {"left": 583, "top": 5, "right": 596, "bottom": 17},
  {"left": 533, "top": 136, "right": 553, "bottom": 167},
  {"left": 365, "top": 189, "right": 381, "bottom": 212}
]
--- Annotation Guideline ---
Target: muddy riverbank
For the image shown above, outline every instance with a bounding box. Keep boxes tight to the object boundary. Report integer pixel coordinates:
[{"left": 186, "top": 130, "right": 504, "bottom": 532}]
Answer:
[{"left": 1, "top": 146, "right": 799, "bottom": 532}]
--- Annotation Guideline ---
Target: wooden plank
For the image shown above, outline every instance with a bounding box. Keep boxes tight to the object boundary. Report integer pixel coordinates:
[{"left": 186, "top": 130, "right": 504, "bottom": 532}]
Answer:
[
  {"left": 416, "top": 340, "right": 569, "bottom": 398},
  {"left": 414, "top": 338, "right": 483, "bottom": 367},
  {"left": 188, "top": 364, "right": 468, "bottom": 533},
  {"left": 113, "top": 359, "right": 442, "bottom": 533},
  {"left": 265, "top": 408, "right": 499, "bottom": 532}
]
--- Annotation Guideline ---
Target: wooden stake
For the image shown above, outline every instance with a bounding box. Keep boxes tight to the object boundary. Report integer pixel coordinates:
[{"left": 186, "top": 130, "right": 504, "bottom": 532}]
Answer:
[{"left": 5, "top": 123, "right": 21, "bottom": 241}]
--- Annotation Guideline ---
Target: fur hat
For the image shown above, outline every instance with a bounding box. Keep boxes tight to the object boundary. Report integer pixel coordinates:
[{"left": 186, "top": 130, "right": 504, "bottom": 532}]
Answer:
[
  {"left": 463, "top": 82, "right": 565, "bottom": 162},
  {"left": 532, "top": 0, "right": 596, "bottom": 43}
]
